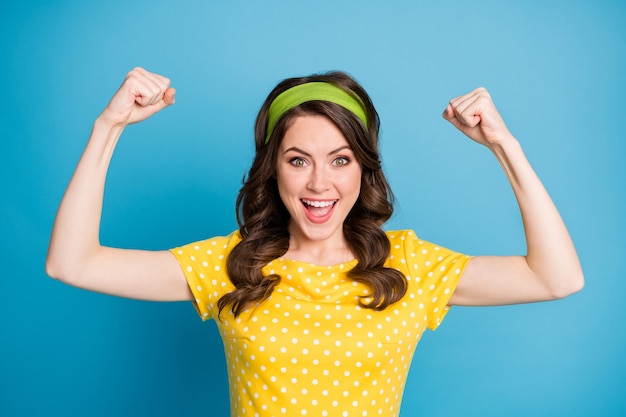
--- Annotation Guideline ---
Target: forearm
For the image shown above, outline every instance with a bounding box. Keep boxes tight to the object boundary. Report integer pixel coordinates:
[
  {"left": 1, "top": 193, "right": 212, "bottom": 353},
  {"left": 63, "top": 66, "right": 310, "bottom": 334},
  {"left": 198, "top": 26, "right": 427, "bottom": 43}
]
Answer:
[
  {"left": 490, "top": 137, "right": 584, "bottom": 297},
  {"left": 46, "top": 118, "right": 124, "bottom": 282}
]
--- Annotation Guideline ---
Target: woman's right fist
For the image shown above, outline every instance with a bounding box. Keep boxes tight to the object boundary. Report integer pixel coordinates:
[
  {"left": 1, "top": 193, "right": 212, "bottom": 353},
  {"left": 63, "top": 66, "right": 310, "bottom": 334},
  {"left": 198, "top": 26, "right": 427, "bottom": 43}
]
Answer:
[{"left": 100, "top": 67, "right": 175, "bottom": 127}]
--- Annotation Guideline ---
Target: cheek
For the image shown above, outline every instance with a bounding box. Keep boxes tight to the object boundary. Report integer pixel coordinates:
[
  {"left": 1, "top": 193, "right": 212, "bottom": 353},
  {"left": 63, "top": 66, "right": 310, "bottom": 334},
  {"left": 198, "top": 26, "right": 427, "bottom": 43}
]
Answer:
[
  {"left": 342, "top": 169, "right": 362, "bottom": 195},
  {"left": 276, "top": 173, "right": 303, "bottom": 200}
]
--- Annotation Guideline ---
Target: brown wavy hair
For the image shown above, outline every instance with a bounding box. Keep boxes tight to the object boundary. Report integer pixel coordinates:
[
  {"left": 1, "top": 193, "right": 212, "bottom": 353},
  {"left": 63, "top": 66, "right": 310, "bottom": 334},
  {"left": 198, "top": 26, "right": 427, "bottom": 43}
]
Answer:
[{"left": 218, "top": 71, "right": 407, "bottom": 317}]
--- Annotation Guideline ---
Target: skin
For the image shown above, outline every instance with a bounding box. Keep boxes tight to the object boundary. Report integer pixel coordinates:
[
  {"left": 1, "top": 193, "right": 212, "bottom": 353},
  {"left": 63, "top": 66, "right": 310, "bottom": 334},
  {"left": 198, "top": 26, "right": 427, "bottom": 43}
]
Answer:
[
  {"left": 46, "top": 68, "right": 584, "bottom": 306},
  {"left": 276, "top": 115, "right": 362, "bottom": 266},
  {"left": 443, "top": 88, "right": 584, "bottom": 305}
]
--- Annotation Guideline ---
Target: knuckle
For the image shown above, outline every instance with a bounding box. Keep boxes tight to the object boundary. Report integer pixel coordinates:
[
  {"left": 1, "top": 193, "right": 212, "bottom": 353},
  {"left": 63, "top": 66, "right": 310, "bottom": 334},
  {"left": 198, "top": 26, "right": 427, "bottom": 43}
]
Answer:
[
  {"left": 127, "top": 68, "right": 141, "bottom": 80},
  {"left": 477, "top": 87, "right": 491, "bottom": 98}
]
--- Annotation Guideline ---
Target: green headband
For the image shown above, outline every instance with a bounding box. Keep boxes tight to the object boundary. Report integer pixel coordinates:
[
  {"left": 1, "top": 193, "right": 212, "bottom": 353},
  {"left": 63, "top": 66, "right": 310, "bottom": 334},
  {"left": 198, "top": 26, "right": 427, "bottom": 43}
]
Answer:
[{"left": 265, "top": 82, "right": 368, "bottom": 144}]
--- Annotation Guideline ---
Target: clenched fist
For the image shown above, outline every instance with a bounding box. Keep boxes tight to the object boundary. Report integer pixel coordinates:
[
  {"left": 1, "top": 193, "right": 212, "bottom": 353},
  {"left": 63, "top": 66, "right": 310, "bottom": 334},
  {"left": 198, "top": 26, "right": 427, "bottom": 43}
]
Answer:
[
  {"left": 443, "top": 87, "right": 514, "bottom": 148},
  {"left": 99, "top": 67, "right": 176, "bottom": 127}
]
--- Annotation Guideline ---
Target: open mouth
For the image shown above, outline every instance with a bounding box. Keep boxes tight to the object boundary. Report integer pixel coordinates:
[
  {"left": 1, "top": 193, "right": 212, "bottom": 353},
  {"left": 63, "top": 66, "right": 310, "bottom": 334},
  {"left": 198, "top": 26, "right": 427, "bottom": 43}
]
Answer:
[{"left": 301, "top": 199, "right": 337, "bottom": 218}]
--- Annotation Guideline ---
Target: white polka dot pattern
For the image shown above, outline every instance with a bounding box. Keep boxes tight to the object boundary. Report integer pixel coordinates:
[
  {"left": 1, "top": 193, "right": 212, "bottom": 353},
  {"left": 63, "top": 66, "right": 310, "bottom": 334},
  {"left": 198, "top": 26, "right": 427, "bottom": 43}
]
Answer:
[{"left": 171, "top": 230, "right": 471, "bottom": 417}]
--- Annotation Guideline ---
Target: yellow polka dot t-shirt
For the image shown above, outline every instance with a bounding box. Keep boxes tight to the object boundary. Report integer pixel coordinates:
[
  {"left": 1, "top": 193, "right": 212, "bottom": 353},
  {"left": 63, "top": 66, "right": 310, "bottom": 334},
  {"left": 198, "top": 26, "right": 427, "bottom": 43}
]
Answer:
[{"left": 171, "top": 229, "right": 471, "bottom": 417}]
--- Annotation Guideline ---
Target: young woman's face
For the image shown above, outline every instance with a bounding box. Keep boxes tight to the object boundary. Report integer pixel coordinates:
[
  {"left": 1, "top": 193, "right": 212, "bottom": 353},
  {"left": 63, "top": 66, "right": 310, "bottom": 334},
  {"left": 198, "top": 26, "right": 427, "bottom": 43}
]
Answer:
[{"left": 275, "top": 114, "right": 362, "bottom": 247}]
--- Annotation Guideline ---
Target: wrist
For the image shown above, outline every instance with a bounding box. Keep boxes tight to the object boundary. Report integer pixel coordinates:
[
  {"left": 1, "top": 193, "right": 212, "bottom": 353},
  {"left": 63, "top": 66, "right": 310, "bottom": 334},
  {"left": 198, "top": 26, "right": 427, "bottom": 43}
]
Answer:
[
  {"left": 487, "top": 133, "right": 519, "bottom": 153},
  {"left": 93, "top": 114, "right": 126, "bottom": 137},
  {"left": 89, "top": 116, "right": 126, "bottom": 158},
  {"left": 488, "top": 136, "right": 528, "bottom": 180},
  {"left": 96, "top": 105, "right": 132, "bottom": 130}
]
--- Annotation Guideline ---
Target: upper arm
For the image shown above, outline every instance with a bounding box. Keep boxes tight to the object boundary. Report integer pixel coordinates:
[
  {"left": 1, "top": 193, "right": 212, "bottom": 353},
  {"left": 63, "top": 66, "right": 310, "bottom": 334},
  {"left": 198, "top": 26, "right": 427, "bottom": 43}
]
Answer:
[
  {"left": 449, "top": 255, "right": 569, "bottom": 306},
  {"left": 47, "top": 246, "right": 192, "bottom": 301}
]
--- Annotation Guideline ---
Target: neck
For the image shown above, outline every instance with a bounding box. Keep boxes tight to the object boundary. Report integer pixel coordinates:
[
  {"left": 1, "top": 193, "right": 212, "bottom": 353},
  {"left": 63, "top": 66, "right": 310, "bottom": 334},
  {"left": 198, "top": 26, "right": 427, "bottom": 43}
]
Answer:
[{"left": 284, "top": 234, "right": 355, "bottom": 266}]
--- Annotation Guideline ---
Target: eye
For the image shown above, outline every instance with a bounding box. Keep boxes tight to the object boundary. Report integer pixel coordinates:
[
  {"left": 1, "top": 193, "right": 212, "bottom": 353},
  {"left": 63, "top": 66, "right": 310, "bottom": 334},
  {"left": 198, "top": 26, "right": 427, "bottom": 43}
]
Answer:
[
  {"left": 289, "top": 157, "right": 307, "bottom": 167},
  {"left": 332, "top": 156, "right": 350, "bottom": 167}
]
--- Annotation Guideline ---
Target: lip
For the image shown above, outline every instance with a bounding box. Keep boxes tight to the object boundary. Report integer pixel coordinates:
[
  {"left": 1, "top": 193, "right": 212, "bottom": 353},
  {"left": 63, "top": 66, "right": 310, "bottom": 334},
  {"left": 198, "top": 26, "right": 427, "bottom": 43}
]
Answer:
[
  {"left": 301, "top": 199, "right": 337, "bottom": 208},
  {"left": 301, "top": 199, "right": 337, "bottom": 224}
]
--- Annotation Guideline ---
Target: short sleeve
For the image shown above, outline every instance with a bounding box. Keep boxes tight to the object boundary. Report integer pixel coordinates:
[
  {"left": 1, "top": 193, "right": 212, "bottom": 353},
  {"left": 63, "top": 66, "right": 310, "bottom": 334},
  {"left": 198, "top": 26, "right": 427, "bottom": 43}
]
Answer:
[
  {"left": 389, "top": 230, "right": 472, "bottom": 331},
  {"left": 169, "top": 232, "right": 241, "bottom": 320}
]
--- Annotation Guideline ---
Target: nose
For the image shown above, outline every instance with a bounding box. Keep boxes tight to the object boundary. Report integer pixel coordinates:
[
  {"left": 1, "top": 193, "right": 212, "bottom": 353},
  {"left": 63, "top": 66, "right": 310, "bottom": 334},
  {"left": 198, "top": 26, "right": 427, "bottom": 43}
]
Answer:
[{"left": 307, "top": 165, "right": 330, "bottom": 193}]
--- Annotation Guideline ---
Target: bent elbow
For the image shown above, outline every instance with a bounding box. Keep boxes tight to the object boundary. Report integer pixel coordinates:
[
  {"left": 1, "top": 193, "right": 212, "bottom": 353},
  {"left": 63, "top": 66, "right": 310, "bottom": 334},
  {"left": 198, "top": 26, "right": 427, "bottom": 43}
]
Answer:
[
  {"left": 549, "top": 272, "right": 585, "bottom": 300},
  {"left": 45, "top": 250, "right": 79, "bottom": 286},
  {"left": 45, "top": 253, "right": 66, "bottom": 282}
]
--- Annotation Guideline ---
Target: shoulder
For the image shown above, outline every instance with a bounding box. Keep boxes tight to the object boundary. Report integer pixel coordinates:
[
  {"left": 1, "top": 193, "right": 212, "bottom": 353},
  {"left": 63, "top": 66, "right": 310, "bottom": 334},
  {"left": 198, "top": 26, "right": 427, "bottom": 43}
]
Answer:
[
  {"left": 384, "top": 229, "right": 471, "bottom": 271},
  {"left": 385, "top": 229, "right": 463, "bottom": 253},
  {"left": 385, "top": 229, "right": 417, "bottom": 242},
  {"left": 170, "top": 230, "right": 242, "bottom": 258},
  {"left": 384, "top": 229, "right": 423, "bottom": 250}
]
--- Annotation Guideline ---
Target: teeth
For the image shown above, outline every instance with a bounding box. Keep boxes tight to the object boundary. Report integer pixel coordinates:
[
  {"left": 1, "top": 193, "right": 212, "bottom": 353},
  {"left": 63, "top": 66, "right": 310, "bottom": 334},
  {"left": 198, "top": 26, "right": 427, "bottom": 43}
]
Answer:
[{"left": 302, "top": 199, "right": 335, "bottom": 208}]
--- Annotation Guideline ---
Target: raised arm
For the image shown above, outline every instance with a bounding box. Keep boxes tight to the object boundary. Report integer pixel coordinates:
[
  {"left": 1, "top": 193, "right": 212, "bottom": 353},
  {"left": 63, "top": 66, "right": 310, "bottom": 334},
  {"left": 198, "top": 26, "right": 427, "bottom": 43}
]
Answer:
[
  {"left": 443, "top": 88, "right": 584, "bottom": 306},
  {"left": 46, "top": 68, "right": 191, "bottom": 301}
]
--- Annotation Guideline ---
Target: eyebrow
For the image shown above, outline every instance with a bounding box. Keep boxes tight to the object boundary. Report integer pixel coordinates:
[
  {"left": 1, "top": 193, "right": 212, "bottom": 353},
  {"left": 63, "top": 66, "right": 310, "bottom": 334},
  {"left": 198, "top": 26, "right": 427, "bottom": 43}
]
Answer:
[{"left": 283, "top": 145, "right": 352, "bottom": 157}]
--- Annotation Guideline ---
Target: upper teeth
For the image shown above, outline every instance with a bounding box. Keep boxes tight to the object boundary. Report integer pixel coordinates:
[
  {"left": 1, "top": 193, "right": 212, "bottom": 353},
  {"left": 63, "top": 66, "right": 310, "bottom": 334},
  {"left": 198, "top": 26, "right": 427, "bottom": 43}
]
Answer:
[{"left": 303, "top": 199, "right": 335, "bottom": 208}]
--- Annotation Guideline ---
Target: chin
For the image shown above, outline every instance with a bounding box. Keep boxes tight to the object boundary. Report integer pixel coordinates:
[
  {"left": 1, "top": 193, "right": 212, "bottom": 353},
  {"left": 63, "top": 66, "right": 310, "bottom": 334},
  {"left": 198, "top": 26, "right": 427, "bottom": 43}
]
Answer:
[{"left": 293, "top": 223, "right": 342, "bottom": 243}]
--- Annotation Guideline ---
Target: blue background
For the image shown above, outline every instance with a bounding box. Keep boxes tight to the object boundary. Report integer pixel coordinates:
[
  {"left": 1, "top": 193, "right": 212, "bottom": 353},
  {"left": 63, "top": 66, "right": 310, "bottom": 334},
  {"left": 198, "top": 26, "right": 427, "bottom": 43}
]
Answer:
[{"left": 1, "top": 1, "right": 624, "bottom": 416}]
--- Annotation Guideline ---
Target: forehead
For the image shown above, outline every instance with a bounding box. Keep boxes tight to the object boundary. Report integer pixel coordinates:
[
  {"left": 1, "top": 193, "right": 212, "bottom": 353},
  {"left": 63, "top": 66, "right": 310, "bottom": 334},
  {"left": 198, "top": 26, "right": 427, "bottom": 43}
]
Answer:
[{"left": 280, "top": 114, "right": 350, "bottom": 151}]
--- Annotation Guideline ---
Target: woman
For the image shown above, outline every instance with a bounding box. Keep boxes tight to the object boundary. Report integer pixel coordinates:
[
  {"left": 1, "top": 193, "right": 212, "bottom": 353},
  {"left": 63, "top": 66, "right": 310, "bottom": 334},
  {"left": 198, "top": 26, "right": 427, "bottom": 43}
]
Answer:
[{"left": 46, "top": 67, "right": 583, "bottom": 417}]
